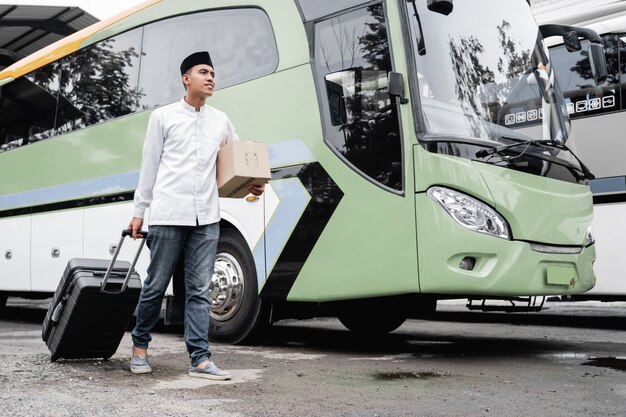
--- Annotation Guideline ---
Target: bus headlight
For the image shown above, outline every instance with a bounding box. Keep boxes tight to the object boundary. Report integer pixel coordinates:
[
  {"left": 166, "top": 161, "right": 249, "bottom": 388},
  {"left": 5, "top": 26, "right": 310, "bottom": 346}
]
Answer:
[
  {"left": 585, "top": 226, "right": 594, "bottom": 247},
  {"left": 427, "top": 186, "right": 511, "bottom": 240}
]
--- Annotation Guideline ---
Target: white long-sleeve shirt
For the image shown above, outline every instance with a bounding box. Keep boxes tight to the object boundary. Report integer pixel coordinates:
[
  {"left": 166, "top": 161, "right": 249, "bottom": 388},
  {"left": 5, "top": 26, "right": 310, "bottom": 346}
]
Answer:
[{"left": 133, "top": 98, "right": 239, "bottom": 226}]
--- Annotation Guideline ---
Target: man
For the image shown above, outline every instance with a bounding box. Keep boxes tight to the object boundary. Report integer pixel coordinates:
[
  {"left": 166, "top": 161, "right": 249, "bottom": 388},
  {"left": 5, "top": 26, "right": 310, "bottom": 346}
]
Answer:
[{"left": 128, "top": 51, "right": 264, "bottom": 380}]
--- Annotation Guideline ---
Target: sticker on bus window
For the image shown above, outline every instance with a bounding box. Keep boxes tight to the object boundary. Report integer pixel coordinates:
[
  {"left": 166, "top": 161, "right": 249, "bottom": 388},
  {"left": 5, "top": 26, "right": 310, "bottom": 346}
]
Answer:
[
  {"left": 504, "top": 108, "right": 543, "bottom": 126},
  {"left": 570, "top": 96, "right": 617, "bottom": 113},
  {"left": 589, "top": 98, "right": 601, "bottom": 110},
  {"left": 603, "top": 96, "right": 615, "bottom": 108}
]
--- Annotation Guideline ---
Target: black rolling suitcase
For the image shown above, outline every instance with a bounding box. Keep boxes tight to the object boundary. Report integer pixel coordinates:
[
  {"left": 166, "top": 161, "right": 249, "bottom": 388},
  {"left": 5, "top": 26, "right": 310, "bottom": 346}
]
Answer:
[{"left": 42, "top": 230, "right": 147, "bottom": 362}]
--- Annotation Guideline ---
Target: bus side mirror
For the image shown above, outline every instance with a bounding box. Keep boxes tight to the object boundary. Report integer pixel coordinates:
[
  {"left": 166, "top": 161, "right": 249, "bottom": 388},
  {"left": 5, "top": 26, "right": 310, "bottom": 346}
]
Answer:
[
  {"left": 388, "top": 72, "right": 408, "bottom": 104},
  {"left": 563, "top": 31, "right": 582, "bottom": 52},
  {"left": 427, "top": 0, "right": 453, "bottom": 15},
  {"left": 588, "top": 43, "right": 608, "bottom": 85}
]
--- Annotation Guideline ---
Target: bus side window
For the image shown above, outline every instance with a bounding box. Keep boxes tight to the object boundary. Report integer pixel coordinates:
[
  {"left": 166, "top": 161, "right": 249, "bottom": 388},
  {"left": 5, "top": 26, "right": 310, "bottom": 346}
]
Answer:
[
  {"left": 138, "top": 8, "right": 278, "bottom": 110},
  {"left": 55, "top": 28, "right": 142, "bottom": 133},
  {"left": 313, "top": 4, "right": 403, "bottom": 192},
  {"left": 0, "top": 64, "right": 60, "bottom": 151},
  {"left": 0, "top": 30, "right": 142, "bottom": 149},
  {"left": 550, "top": 34, "right": 620, "bottom": 119}
]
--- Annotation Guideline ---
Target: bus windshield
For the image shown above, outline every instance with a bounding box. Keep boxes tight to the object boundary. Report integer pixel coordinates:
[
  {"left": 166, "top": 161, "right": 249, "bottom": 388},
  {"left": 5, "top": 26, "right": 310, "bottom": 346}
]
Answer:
[{"left": 406, "top": 0, "right": 570, "bottom": 144}]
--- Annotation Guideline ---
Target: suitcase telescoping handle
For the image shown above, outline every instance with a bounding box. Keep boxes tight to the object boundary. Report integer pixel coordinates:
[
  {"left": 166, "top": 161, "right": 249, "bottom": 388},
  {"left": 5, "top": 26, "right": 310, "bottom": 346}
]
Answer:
[{"left": 100, "top": 229, "right": 148, "bottom": 293}]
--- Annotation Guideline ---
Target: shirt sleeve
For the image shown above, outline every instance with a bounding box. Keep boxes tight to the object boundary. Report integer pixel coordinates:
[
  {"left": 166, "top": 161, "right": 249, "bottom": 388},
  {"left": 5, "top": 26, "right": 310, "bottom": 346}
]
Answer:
[
  {"left": 221, "top": 116, "right": 240, "bottom": 147},
  {"left": 133, "top": 111, "right": 164, "bottom": 219}
]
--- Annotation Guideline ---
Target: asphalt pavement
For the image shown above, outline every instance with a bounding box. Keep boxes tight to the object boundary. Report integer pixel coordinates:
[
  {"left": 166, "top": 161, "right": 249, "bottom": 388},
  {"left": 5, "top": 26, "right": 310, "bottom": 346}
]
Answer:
[{"left": 1, "top": 297, "right": 625, "bottom": 417}]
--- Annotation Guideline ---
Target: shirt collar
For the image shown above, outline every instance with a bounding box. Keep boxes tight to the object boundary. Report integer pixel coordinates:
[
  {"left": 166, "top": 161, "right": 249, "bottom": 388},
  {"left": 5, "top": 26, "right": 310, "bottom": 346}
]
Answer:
[{"left": 180, "top": 97, "right": 207, "bottom": 114}]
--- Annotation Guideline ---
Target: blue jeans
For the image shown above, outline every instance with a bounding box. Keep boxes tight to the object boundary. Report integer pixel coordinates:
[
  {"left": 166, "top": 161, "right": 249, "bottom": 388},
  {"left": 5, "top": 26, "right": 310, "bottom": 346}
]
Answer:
[{"left": 131, "top": 223, "right": 219, "bottom": 367}]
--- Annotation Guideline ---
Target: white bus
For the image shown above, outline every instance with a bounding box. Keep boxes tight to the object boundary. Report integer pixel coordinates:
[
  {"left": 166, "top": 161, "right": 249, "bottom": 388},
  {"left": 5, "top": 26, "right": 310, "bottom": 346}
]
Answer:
[{"left": 535, "top": 0, "right": 626, "bottom": 299}]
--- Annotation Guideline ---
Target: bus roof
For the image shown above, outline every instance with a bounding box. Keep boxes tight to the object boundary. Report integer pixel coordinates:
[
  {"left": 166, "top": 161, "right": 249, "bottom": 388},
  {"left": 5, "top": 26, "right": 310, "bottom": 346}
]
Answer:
[
  {"left": 583, "top": 14, "right": 626, "bottom": 36},
  {"left": 534, "top": 0, "right": 626, "bottom": 47},
  {"left": 534, "top": 0, "right": 626, "bottom": 28},
  {"left": 0, "top": 0, "right": 159, "bottom": 84}
]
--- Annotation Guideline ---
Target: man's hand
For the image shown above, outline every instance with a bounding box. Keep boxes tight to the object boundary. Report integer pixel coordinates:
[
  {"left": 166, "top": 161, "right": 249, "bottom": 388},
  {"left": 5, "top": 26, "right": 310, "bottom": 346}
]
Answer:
[
  {"left": 128, "top": 217, "right": 144, "bottom": 240},
  {"left": 248, "top": 183, "right": 266, "bottom": 196}
]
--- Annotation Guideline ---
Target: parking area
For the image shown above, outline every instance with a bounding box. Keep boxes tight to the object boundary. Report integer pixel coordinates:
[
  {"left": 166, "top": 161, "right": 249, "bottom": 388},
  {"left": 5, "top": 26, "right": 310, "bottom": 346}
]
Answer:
[{"left": 1, "top": 298, "right": 625, "bottom": 416}]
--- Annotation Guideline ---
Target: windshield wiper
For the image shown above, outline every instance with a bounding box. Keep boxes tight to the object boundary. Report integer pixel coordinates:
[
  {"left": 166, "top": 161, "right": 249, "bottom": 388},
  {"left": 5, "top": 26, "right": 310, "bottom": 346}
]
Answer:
[
  {"left": 475, "top": 138, "right": 595, "bottom": 181},
  {"left": 542, "top": 140, "right": 595, "bottom": 181},
  {"left": 475, "top": 138, "right": 550, "bottom": 158}
]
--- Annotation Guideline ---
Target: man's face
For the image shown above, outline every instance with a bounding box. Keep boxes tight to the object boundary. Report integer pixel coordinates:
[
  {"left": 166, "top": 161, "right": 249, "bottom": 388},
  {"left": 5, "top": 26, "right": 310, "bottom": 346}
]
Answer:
[{"left": 183, "top": 64, "right": 215, "bottom": 97}]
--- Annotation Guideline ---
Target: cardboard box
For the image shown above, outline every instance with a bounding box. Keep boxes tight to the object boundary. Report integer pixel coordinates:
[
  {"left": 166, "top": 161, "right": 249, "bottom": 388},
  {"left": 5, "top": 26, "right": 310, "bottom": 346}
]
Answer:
[{"left": 216, "top": 141, "right": 271, "bottom": 198}]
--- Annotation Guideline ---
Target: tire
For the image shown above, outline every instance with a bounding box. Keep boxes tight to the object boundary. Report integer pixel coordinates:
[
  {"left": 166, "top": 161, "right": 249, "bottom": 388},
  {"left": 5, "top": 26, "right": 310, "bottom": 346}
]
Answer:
[
  {"left": 412, "top": 296, "right": 437, "bottom": 319},
  {"left": 0, "top": 293, "right": 7, "bottom": 314},
  {"left": 208, "top": 227, "right": 269, "bottom": 344},
  {"left": 337, "top": 298, "right": 407, "bottom": 335}
]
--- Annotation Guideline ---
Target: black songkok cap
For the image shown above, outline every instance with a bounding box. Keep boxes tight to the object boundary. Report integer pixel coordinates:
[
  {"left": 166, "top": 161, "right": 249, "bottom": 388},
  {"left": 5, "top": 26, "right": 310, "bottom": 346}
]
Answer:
[{"left": 180, "top": 51, "right": 213, "bottom": 75}]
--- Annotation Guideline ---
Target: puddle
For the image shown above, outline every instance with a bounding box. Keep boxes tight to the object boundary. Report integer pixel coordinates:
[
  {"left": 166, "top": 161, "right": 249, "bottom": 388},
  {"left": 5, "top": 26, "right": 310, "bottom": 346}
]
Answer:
[
  {"left": 406, "top": 341, "right": 454, "bottom": 346},
  {"left": 582, "top": 357, "right": 626, "bottom": 372},
  {"left": 373, "top": 371, "right": 442, "bottom": 381},
  {"left": 348, "top": 354, "right": 415, "bottom": 361},
  {"left": 543, "top": 353, "right": 590, "bottom": 361}
]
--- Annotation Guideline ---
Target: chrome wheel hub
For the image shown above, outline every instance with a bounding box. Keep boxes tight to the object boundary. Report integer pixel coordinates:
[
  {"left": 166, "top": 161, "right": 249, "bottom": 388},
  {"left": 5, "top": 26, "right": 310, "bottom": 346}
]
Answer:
[{"left": 209, "top": 252, "right": 244, "bottom": 322}]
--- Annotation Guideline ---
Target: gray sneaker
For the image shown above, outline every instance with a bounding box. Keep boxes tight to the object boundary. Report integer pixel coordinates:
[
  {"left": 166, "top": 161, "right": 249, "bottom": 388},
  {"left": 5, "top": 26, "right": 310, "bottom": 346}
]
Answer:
[
  {"left": 130, "top": 355, "right": 152, "bottom": 374},
  {"left": 188, "top": 362, "right": 232, "bottom": 380}
]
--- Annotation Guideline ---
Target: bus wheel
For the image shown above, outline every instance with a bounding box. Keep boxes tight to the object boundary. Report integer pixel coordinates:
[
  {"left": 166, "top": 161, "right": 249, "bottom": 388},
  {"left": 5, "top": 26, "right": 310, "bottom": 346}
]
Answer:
[
  {"left": 337, "top": 299, "right": 406, "bottom": 335},
  {"left": 208, "top": 227, "right": 269, "bottom": 344}
]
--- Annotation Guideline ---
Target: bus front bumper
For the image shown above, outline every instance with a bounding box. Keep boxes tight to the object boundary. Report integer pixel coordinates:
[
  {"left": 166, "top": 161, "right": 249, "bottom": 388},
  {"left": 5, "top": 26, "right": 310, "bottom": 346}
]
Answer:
[{"left": 416, "top": 194, "right": 596, "bottom": 296}]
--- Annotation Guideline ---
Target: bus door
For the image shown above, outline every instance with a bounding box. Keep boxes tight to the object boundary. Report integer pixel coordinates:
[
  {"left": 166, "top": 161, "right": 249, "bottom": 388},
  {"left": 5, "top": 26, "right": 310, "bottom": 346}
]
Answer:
[{"left": 284, "top": 0, "right": 419, "bottom": 300}]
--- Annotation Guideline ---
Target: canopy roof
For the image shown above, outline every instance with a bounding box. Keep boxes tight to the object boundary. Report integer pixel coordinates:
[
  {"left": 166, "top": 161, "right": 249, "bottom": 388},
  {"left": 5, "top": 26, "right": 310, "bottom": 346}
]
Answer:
[{"left": 0, "top": 5, "right": 98, "bottom": 69}]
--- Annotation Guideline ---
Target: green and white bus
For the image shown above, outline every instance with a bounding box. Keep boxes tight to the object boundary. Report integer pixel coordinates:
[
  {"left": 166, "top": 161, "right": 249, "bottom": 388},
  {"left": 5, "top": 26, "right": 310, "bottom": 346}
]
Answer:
[
  {"left": 0, "top": 0, "right": 599, "bottom": 342},
  {"left": 534, "top": 0, "right": 626, "bottom": 300}
]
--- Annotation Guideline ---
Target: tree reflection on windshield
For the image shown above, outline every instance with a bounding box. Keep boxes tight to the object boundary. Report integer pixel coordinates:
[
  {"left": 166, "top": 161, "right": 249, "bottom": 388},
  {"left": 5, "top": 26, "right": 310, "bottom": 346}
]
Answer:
[
  {"left": 447, "top": 20, "right": 538, "bottom": 138},
  {"left": 448, "top": 34, "right": 495, "bottom": 137}
]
